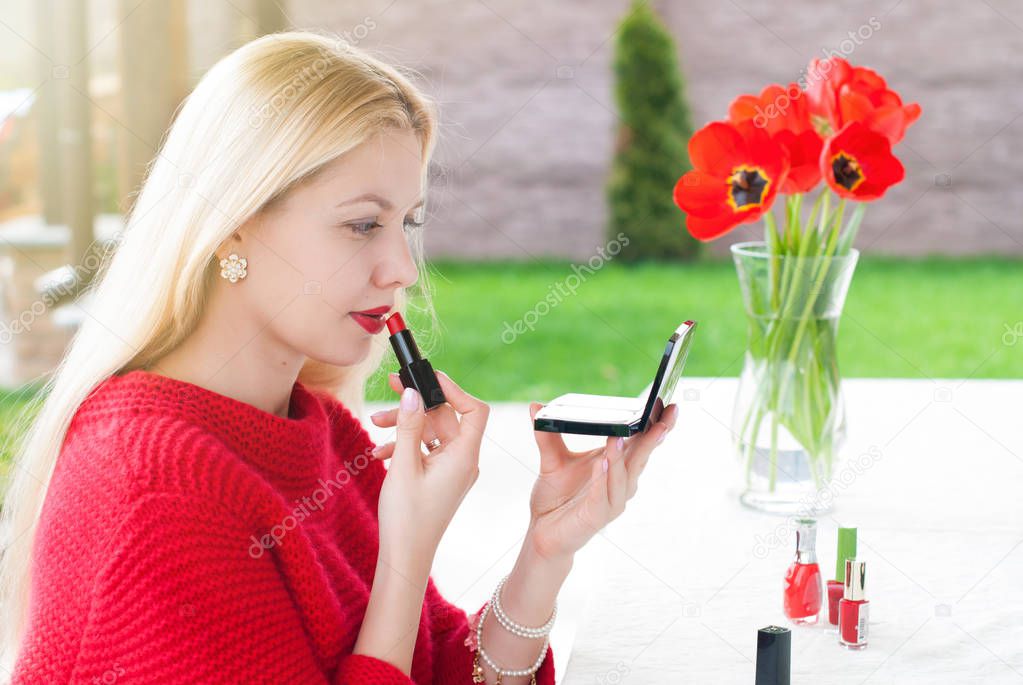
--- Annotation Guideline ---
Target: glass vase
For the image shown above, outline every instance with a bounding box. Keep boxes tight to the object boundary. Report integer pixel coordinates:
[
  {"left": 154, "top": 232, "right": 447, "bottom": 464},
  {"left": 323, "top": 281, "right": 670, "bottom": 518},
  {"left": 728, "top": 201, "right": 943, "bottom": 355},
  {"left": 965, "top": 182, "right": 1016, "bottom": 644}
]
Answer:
[{"left": 730, "top": 240, "right": 859, "bottom": 515}]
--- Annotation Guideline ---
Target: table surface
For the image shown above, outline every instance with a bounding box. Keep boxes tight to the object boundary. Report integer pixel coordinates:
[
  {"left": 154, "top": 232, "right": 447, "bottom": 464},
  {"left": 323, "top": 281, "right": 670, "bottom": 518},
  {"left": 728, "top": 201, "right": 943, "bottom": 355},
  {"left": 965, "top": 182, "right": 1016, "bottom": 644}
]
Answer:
[{"left": 365, "top": 378, "right": 1023, "bottom": 684}]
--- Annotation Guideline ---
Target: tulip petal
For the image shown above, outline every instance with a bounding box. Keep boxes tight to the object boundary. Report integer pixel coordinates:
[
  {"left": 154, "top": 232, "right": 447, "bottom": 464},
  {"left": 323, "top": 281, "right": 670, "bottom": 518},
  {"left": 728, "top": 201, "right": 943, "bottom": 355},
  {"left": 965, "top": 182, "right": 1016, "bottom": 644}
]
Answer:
[
  {"left": 689, "top": 122, "right": 747, "bottom": 178},
  {"left": 673, "top": 170, "right": 729, "bottom": 218},
  {"left": 685, "top": 212, "right": 742, "bottom": 241},
  {"left": 821, "top": 121, "right": 904, "bottom": 200}
]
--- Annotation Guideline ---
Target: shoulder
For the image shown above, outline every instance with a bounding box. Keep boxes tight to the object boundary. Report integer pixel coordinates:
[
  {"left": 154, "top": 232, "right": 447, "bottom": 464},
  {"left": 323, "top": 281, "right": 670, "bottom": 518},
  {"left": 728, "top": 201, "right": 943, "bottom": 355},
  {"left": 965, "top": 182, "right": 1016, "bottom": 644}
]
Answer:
[{"left": 58, "top": 404, "right": 272, "bottom": 521}]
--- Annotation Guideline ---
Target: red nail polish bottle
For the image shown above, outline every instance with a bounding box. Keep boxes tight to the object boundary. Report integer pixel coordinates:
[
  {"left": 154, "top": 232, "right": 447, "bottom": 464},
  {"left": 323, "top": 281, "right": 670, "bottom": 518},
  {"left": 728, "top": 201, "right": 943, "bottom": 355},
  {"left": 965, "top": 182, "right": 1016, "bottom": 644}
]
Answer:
[
  {"left": 839, "top": 559, "right": 869, "bottom": 650},
  {"left": 783, "top": 519, "right": 822, "bottom": 625},
  {"left": 827, "top": 527, "right": 857, "bottom": 626}
]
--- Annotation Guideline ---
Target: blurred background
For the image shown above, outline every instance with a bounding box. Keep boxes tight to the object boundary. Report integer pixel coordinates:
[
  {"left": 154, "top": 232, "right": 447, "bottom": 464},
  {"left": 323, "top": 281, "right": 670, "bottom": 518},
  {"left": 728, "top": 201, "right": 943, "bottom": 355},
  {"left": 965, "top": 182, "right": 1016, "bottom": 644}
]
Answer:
[{"left": 0, "top": 0, "right": 1020, "bottom": 456}]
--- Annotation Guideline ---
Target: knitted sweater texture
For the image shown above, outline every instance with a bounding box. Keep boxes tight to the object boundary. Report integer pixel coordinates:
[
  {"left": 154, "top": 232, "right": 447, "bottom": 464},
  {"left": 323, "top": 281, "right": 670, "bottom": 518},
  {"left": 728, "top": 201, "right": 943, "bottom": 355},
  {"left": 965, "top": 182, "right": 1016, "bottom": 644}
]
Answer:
[{"left": 11, "top": 369, "right": 555, "bottom": 684}]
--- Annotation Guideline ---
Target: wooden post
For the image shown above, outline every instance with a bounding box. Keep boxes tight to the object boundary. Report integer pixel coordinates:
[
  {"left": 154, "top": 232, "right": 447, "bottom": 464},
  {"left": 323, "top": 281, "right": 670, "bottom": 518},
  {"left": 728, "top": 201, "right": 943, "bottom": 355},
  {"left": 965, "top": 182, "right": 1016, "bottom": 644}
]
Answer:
[
  {"left": 117, "top": 0, "right": 188, "bottom": 213},
  {"left": 255, "top": 0, "right": 289, "bottom": 35},
  {"left": 53, "top": 0, "right": 94, "bottom": 271},
  {"left": 34, "top": 0, "right": 63, "bottom": 226}
]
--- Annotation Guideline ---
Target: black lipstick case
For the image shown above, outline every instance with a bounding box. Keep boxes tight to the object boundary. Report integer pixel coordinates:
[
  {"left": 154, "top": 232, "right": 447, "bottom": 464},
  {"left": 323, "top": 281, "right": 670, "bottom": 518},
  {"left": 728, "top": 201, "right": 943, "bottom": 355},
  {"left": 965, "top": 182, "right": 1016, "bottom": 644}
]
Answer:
[
  {"left": 755, "top": 625, "right": 791, "bottom": 685},
  {"left": 388, "top": 328, "right": 447, "bottom": 410}
]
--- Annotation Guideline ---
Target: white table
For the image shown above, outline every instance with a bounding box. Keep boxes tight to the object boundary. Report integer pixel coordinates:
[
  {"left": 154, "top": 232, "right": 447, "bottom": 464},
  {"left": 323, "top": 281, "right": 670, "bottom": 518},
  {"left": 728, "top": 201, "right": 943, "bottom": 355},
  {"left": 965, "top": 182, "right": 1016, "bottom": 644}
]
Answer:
[{"left": 365, "top": 378, "right": 1023, "bottom": 684}]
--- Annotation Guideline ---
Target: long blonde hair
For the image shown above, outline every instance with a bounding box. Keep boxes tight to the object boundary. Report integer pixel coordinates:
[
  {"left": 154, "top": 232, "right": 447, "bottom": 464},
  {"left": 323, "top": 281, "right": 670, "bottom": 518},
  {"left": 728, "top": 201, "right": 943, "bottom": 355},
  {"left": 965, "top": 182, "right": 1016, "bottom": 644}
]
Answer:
[{"left": 0, "top": 31, "right": 438, "bottom": 673}]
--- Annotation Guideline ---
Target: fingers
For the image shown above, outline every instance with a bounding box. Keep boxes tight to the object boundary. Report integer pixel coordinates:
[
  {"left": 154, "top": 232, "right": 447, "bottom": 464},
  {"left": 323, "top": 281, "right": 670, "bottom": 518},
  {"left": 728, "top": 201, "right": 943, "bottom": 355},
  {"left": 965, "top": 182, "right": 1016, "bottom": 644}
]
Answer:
[
  {"left": 626, "top": 404, "right": 678, "bottom": 457},
  {"left": 529, "top": 402, "right": 570, "bottom": 472},
  {"left": 433, "top": 370, "right": 489, "bottom": 449},
  {"left": 386, "top": 371, "right": 404, "bottom": 395},
  {"left": 623, "top": 404, "right": 680, "bottom": 497},
  {"left": 370, "top": 407, "right": 398, "bottom": 427},
  {"left": 392, "top": 387, "right": 426, "bottom": 475},
  {"left": 582, "top": 450, "right": 609, "bottom": 521},
  {"left": 372, "top": 404, "right": 442, "bottom": 449},
  {"left": 605, "top": 436, "right": 627, "bottom": 513},
  {"left": 427, "top": 409, "right": 460, "bottom": 444},
  {"left": 371, "top": 441, "right": 394, "bottom": 461},
  {"left": 384, "top": 373, "right": 459, "bottom": 445}
]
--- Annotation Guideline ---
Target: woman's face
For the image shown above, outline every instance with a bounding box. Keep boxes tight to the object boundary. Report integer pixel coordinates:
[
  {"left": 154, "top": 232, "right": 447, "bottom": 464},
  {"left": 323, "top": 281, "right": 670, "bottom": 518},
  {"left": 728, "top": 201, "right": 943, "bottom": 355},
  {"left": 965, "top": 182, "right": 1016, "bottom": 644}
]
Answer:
[{"left": 223, "top": 128, "right": 425, "bottom": 368}]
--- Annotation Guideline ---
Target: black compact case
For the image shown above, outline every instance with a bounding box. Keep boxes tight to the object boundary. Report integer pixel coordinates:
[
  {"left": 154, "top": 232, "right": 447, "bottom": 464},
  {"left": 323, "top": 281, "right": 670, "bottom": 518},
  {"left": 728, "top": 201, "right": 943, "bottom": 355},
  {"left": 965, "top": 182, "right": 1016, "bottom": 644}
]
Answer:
[{"left": 533, "top": 320, "right": 697, "bottom": 436}]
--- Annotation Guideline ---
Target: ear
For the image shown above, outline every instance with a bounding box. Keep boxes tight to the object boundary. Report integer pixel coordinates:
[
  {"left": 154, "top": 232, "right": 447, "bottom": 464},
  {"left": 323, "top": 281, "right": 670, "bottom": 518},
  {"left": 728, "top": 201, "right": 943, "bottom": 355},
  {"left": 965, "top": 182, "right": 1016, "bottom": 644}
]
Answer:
[{"left": 215, "top": 231, "right": 245, "bottom": 261}]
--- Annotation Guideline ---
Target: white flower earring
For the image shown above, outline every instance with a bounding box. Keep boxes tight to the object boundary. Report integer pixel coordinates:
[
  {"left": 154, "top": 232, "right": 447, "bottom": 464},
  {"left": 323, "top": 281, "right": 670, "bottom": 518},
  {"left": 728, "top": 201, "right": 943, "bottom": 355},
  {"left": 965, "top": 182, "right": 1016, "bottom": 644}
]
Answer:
[{"left": 219, "top": 253, "right": 248, "bottom": 283}]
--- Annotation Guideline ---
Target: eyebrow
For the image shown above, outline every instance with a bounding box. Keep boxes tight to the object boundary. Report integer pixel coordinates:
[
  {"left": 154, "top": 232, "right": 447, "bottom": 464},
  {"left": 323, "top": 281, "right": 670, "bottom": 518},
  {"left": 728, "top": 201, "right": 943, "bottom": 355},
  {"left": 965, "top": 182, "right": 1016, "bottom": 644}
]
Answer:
[{"left": 336, "top": 193, "right": 425, "bottom": 211}]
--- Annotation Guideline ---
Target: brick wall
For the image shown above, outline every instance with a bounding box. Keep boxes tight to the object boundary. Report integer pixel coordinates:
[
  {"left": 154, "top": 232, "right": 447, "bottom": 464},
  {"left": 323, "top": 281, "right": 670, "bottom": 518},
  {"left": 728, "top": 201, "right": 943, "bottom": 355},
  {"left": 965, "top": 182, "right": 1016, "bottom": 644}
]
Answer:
[{"left": 233, "top": 0, "right": 1023, "bottom": 258}]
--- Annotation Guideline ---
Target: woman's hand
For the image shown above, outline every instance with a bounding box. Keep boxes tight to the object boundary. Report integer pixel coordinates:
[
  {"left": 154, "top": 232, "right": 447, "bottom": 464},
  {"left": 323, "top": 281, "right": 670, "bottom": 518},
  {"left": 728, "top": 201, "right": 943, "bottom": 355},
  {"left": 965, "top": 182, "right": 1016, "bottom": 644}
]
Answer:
[
  {"left": 524, "top": 402, "right": 680, "bottom": 562},
  {"left": 367, "top": 370, "right": 489, "bottom": 576}
]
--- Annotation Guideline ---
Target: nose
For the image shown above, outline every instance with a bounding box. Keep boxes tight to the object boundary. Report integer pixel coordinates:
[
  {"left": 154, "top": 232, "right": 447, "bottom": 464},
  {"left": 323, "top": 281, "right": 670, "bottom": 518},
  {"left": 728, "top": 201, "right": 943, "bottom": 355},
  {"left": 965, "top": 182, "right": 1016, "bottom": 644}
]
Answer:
[{"left": 372, "top": 227, "right": 419, "bottom": 291}]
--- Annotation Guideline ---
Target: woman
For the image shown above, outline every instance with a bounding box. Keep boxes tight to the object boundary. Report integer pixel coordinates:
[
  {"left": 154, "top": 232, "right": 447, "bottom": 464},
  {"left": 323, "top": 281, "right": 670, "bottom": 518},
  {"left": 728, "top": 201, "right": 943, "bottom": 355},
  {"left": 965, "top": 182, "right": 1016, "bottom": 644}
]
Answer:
[{"left": 0, "top": 32, "right": 678, "bottom": 684}]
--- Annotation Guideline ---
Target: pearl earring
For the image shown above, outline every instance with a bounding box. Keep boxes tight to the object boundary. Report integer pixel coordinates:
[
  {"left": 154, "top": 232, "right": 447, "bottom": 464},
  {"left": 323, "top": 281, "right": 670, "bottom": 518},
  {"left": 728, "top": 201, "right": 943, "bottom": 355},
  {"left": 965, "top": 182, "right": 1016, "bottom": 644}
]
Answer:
[{"left": 219, "top": 253, "right": 248, "bottom": 282}]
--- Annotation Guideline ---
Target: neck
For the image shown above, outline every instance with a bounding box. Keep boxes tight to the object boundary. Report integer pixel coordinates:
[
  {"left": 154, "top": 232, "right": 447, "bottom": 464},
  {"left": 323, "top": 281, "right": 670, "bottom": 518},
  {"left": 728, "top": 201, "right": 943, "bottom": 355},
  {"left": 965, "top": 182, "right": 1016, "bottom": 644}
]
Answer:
[{"left": 150, "top": 290, "right": 305, "bottom": 418}]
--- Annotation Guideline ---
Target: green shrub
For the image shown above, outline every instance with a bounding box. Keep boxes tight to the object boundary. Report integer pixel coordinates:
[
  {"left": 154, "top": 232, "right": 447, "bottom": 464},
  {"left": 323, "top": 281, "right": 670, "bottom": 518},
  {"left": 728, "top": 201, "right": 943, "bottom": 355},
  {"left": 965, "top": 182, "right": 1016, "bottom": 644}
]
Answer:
[{"left": 607, "top": 1, "right": 699, "bottom": 261}]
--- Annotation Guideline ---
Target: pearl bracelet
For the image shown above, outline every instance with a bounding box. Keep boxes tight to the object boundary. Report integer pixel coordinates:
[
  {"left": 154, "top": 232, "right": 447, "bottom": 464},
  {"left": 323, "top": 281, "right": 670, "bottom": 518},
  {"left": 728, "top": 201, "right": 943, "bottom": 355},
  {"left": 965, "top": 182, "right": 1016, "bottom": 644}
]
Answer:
[
  {"left": 472, "top": 598, "right": 548, "bottom": 683},
  {"left": 491, "top": 574, "right": 557, "bottom": 638}
]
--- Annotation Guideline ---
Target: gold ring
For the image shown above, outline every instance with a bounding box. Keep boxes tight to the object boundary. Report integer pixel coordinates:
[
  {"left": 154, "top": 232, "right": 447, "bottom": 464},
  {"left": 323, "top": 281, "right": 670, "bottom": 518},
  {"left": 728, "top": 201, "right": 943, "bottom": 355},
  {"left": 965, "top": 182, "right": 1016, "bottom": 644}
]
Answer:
[{"left": 425, "top": 437, "right": 442, "bottom": 452}]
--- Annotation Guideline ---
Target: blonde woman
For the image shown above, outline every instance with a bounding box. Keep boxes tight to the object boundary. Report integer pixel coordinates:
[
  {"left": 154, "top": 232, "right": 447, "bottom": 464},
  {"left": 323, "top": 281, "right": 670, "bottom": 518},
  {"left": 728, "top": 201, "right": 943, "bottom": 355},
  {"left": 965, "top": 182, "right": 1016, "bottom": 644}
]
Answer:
[{"left": 0, "top": 32, "right": 678, "bottom": 684}]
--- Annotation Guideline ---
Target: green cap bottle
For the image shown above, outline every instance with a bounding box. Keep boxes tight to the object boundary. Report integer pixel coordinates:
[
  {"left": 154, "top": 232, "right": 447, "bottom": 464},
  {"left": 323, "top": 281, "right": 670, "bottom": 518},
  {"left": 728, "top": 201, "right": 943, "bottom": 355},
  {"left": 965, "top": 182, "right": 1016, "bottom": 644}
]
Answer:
[{"left": 835, "top": 527, "right": 858, "bottom": 581}]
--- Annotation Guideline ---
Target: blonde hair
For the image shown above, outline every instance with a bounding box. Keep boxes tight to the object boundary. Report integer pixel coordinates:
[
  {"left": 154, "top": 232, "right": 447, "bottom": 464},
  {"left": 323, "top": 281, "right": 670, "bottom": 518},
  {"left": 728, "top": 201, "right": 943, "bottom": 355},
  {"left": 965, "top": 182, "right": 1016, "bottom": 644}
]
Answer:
[{"left": 0, "top": 31, "right": 438, "bottom": 673}]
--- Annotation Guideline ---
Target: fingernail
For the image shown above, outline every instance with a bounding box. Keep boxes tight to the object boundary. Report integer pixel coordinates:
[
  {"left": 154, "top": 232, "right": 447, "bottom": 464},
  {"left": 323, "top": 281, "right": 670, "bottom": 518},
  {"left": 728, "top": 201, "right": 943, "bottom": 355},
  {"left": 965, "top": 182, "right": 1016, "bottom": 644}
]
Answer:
[
  {"left": 371, "top": 445, "right": 384, "bottom": 457},
  {"left": 656, "top": 431, "right": 666, "bottom": 445},
  {"left": 370, "top": 411, "right": 385, "bottom": 420},
  {"left": 400, "top": 387, "right": 419, "bottom": 412},
  {"left": 616, "top": 437, "right": 624, "bottom": 452},
  {"left": 602, "top": 458, "right": 609, "bottom": 473}
]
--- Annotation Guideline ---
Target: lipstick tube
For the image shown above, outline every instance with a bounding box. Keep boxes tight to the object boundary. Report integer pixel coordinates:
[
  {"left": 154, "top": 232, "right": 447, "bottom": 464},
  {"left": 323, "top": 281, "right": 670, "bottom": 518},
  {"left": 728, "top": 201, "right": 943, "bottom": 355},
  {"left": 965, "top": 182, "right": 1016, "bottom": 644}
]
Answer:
[
  {"left": 385, "top": 313, "right": 447, "bottom": 411},
  {"left": 755, "top": 625, "right": 790, "bottom": 685}
]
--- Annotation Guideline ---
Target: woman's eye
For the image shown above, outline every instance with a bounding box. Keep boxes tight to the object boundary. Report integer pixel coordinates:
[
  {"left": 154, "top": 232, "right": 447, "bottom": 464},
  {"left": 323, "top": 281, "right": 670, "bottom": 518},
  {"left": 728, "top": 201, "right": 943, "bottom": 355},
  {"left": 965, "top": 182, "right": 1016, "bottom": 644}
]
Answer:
[
  {"left": 347, "top": 220, "right": 383, "bottom": 236},
  {"left": 403, "top": 217, "right": 424, "bottom": 233}
]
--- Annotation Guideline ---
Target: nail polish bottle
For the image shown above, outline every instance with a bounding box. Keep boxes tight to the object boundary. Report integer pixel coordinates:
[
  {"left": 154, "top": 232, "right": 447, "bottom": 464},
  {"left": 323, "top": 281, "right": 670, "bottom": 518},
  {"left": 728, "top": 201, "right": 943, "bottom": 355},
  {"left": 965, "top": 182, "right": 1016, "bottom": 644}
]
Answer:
[
  {"left": 827, "top": 527, "right": 857, "bottom": 626},
  {"left": 783, "top": 519, "right": 822, "bottom": 625},
  {"left": 839, "top": 559, "right": 869, "bottom": 649},
  {"left": 754, "top": 625, "right": 790, "bottom": 685}
]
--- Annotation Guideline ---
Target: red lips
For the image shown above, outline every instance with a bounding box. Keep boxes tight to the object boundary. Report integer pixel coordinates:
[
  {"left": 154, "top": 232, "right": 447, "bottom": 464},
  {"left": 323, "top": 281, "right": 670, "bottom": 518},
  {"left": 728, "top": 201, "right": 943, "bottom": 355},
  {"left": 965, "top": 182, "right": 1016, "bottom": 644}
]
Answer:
[
  {"left": 350, "top": 305, "right": 392, "bottom": 334},
  {"left": 353, "top": 305, "right": 391, "bottom": 316}
]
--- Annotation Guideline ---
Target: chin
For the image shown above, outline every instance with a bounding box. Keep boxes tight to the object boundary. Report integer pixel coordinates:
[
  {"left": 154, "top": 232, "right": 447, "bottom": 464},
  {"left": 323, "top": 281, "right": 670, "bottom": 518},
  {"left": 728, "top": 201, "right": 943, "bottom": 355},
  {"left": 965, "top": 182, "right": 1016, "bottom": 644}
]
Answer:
[{"left": 331, "top": 334, "right": 376, "bottom": 368}]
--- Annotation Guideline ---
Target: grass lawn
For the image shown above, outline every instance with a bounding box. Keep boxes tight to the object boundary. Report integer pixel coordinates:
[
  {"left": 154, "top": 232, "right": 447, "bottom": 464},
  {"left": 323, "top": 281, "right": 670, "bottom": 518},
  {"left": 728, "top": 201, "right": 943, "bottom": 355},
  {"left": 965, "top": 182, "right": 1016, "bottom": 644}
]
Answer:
[
  {"left": 1, "top": 257, "right": 1019, "bottom": 456},
  {"left": 366, "top": 256, "right": 1023, "bottom": 402}
]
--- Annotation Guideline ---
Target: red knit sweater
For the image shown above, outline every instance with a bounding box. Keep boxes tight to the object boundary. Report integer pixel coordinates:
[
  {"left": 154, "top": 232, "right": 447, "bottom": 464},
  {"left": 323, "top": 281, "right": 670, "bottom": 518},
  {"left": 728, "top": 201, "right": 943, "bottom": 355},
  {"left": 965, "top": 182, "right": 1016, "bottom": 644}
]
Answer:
[{"left": 12, "top": 369, "right": 555, "bottom": 684}]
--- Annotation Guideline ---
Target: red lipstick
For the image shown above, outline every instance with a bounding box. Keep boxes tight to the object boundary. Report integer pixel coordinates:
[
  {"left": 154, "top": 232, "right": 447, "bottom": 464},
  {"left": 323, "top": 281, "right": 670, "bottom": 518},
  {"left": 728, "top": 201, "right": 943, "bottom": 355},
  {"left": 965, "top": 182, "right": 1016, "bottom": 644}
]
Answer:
[{"left": 385, "top": 313, "right": 446, "bottom": 410}]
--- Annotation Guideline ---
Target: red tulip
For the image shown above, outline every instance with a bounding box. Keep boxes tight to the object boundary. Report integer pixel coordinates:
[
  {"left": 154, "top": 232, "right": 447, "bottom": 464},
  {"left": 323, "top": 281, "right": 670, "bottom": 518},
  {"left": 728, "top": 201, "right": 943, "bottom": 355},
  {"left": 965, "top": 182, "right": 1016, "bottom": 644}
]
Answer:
[
  {"left": 674, "top": 120, "right": 789, "bottom": 240},
  {"left": 729, "top": 83, "right": 815, "bottom": 136},
  {"left": 805, "top": 57, "right": 921, "bottom": 144},
  {"left": 821, "top": 121, "right": 905, "bottom": 201},
  {"left": 772, "top": 129, "right": 824, "bottom": 194},
  {"left": 729, "top": 83, "right": 823, "bottom": 194}
]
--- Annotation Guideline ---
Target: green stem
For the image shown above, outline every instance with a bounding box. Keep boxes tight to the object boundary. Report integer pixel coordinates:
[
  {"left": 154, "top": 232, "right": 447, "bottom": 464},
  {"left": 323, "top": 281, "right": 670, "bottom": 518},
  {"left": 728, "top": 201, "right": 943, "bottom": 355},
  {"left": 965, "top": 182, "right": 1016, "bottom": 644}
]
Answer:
[{"left": 737, "top": 191, "right": 859, "bottom": 497}]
